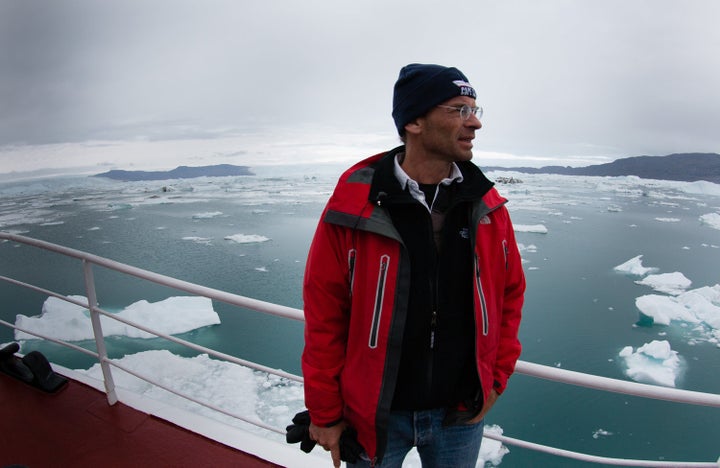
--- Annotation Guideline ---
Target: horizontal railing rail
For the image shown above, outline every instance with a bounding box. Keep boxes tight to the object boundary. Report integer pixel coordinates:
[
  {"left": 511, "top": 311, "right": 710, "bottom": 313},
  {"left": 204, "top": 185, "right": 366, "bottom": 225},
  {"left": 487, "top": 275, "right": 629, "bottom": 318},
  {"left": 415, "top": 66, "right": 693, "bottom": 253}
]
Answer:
[{"left": 1, "top": 231, "right": 718, "bottom": 467}]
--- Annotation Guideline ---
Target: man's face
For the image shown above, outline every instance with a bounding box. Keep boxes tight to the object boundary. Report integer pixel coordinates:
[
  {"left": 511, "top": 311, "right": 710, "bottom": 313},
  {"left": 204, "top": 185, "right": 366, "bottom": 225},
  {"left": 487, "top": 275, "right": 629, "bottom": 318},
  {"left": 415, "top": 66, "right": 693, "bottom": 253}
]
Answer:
[{"left": 415, "top": 96, "right": 482, "bottom": 163}]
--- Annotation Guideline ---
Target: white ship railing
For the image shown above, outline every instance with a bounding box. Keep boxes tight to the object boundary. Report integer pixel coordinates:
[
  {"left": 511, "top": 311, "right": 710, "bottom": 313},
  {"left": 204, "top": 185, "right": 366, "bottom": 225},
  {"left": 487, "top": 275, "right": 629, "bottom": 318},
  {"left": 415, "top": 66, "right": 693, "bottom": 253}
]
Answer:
[{"left": 1, "top": 232, "right": 718, "bottom": 467}]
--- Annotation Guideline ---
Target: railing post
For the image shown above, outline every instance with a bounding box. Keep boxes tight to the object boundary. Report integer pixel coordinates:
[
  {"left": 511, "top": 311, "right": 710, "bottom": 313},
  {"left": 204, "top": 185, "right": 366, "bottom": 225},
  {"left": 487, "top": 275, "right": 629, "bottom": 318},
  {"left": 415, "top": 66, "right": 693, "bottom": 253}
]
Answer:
[{"left": 82, "top": 259, "right": 118, "bottom": 405}]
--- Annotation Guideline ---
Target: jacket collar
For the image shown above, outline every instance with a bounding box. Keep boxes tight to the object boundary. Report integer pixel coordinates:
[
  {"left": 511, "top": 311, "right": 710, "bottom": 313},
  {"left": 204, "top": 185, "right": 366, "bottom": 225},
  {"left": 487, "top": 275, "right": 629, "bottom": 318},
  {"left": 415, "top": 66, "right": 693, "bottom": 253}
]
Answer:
[{"left": 368, "top": 145, "right": 495, "bottom": 206}]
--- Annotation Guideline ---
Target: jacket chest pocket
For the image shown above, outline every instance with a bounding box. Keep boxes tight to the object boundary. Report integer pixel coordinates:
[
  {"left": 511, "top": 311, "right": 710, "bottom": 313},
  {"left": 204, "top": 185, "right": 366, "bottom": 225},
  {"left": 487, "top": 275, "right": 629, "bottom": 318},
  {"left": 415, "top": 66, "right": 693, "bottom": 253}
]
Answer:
[
  {"left": 474, "top": 253, "right": 489, "bottom": 337},
  {"left": 368, "top": 254, "right": 390, "bottom": 349}
]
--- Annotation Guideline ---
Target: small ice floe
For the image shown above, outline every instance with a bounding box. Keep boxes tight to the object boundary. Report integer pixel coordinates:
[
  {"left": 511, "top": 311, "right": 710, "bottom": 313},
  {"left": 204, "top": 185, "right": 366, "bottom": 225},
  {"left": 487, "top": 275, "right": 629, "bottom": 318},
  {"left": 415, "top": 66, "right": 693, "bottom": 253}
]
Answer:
[
  {"left": 479, "top": 425, "right": 510, "bottom": 466},
  {"left": 613, "top": 255, "right": 657, "bottom": 276},
  {"left": 635, "top": 272, "right": 691, "bottom": 295},
  {"left": 14, "top": 295, "right": 220, "bottom": 341},
  {"left": 618, "top": 340, "right": 683, "bottom": 387},
  {"left": 517, "top": 243, "right": 538, "bottom": 253},
  {"left": 699, "top": 213, "right": 720, "bottom": 230},
  {"left": 592, "top": 429, "right": 614, "bottom": 439},
  {"left": 654, "top": 217, "right": 680, "bottom": 223},
  {"left": 514, "top": 224, "right": 548, "bottom": 234},
  {"left": 182, "top": 236, "right": 213, "bottom": 245},
  {"left": 192, "top": 211, "right": 224, "bottom": 219},
  {"left": 635, "top": 295, "right": 699, "bottom": 326},
  {"left": 634, "top": 285, "right": 720, "bottom": 345},
  {"left": 224, "top": 234, "right": 270, "bottom": 244}
]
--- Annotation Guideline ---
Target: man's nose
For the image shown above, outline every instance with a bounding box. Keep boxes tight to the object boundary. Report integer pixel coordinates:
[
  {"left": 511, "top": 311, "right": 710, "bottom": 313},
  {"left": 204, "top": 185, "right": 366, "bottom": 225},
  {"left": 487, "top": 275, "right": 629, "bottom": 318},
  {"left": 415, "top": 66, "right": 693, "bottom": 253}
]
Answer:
[{"left": 466, "top": 113, "right": 482, "bottom": 129}]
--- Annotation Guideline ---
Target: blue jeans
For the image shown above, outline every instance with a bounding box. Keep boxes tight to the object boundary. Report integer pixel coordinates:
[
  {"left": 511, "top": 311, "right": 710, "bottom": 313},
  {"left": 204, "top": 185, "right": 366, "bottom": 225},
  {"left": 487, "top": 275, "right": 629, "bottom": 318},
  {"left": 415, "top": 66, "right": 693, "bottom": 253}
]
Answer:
[{"left": 347, "top": 408, "right": 485, "bottom": 468}]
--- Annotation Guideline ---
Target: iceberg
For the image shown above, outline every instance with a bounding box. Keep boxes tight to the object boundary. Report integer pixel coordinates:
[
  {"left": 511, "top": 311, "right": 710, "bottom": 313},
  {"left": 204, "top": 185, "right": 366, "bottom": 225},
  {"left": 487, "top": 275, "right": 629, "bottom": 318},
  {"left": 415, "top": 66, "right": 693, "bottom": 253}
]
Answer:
[
  {"left": 635, "top": 272, "right": 691, "bottom": 295},
  {"left": 224, "top": 234, "right": 271, "bottom": 244},
  {"left": 699, "top": 213, "right": 720, "bottom": 230},
  {"left": 514, "top": 224, "right": 548, "bottom": 234},
  {"left": 634, "top": 285, "right": 720, "bottom": 345},
  {"left": 613, "top": 255, "right": 657, "bottom": 276},
  {"left": 635, "top": 295, "right": 699, "bottom": 326},
  {"left": 14, "top": 295, "right": 220, "bottom": 341},
  {"left": 192, "top": 211, "right": 224, "bottom": 219},
  {"left": 182, "top": 236, "right": 213, "bottom": 245},
  {"left": 618, "top": 340, "right": 683, "bottom": 387}
]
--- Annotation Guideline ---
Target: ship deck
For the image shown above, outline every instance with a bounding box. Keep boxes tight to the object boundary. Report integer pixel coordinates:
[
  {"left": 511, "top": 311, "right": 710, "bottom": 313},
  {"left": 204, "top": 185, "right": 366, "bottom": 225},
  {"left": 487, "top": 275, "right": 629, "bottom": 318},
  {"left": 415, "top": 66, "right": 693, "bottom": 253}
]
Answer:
[{"left": 0, "top": 371, "right": 282, "bottom": 467}]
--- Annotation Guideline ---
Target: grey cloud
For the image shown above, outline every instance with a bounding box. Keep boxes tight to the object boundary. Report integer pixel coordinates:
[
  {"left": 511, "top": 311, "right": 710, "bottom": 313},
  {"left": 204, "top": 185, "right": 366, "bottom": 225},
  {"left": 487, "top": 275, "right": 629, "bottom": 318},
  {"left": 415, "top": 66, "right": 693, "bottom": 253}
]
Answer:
[{"left": 1, "top": 0, "right": 719, "bottom": 163}]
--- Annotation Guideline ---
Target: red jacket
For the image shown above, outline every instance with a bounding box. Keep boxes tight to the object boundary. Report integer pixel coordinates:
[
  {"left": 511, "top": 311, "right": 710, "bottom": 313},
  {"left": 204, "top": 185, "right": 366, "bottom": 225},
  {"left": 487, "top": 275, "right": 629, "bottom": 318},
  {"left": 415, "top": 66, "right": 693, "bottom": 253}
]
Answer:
[{"left": 302, "top": 150, "right": 525, "bottom": 463}]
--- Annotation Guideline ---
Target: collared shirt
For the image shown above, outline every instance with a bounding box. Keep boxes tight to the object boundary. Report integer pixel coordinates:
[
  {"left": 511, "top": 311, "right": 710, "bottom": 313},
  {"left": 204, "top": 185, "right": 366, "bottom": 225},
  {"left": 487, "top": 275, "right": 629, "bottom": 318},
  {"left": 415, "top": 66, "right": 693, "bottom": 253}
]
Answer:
[{"left": 393, "top": 153, "right": 464, "bottom": 213}]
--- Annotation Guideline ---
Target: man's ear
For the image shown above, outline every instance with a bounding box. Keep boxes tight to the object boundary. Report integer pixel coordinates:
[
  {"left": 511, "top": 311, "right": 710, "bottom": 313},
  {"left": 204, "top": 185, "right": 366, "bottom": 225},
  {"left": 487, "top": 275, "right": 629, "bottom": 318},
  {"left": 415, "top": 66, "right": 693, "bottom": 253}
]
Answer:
[{"left": 404, "top": 118, "right": 423, "bottom": 136}]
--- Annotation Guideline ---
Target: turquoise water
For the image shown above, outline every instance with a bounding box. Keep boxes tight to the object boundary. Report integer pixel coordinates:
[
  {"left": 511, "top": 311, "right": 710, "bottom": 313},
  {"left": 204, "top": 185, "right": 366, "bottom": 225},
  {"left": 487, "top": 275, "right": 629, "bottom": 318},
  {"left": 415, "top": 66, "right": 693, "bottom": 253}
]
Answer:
[{"left": 1, "top": 168, "right": 719, "bottom": 466}]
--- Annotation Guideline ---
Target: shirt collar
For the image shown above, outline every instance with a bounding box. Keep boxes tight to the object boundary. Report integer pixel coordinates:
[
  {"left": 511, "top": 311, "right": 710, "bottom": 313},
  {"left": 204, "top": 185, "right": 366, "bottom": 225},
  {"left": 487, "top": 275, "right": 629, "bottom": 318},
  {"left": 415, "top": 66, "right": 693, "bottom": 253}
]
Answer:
[{"left": 393, "top": 152, "right": 464, "bottom": 211}]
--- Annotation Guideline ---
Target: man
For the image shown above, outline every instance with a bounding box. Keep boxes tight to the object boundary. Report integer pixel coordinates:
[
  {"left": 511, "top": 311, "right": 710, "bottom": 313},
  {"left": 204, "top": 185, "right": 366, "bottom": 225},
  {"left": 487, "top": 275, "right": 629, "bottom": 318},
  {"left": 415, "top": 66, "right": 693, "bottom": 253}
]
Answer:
[{"left": 302, "top": 63, "right": 525, "bottom": 467}]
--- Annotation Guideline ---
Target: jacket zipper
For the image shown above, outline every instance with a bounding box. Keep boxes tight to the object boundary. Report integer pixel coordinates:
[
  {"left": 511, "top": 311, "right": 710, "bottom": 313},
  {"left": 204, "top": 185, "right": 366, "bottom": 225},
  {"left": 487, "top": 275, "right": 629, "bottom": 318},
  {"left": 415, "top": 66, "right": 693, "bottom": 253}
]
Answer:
[
  {"left": 430, "top": 244, "right": 439, "bottom": 350},
  {"left": 502, "top": 239, "right": 509, "bottom": 270},
  {"left": 429, "top": 310, "right": 438, "bottom": 349},
  {"left": 348, "top": 248, "right": 357, "bottom": 296},
  {"left": 368, "top": 254, "right": 389, "bottom": 349},
  {"left": 474, "top": 253, "right": 489, "bottom": 336}
]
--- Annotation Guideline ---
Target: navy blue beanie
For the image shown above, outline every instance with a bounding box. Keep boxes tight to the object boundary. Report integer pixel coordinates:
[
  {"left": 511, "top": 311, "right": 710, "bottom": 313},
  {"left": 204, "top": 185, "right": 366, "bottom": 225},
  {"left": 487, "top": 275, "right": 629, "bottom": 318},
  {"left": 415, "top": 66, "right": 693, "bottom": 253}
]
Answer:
[{"left": 392, "top": 63, "right": 477, "bottom": 135}]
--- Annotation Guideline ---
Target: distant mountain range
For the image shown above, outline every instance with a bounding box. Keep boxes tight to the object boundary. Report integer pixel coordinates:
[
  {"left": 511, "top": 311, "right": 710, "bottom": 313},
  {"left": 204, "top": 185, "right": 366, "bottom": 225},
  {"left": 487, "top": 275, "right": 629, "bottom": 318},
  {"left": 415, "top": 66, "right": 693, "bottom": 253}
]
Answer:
[
  {"left": 94, "top": 164, "right": 254, "bottom": 181},
  {"left": 92, "top": 154, "right": 720, "bottom": 183},
  {"left": 484, "top": 153, "right": 720, "bottom": 183}
]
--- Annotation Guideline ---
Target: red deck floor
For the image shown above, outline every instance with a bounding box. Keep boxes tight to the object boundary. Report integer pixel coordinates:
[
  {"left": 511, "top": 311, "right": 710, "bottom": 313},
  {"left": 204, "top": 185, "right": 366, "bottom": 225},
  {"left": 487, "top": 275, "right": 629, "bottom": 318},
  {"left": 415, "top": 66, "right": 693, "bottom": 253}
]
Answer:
[{"left": 0, "top": 371, "right": 283, "bottom": 467}]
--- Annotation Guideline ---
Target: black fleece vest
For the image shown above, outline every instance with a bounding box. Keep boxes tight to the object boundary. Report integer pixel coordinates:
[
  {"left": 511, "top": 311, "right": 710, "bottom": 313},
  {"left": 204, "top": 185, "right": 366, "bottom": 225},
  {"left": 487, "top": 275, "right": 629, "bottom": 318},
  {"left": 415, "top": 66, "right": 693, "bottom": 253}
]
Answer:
[
  {"left": 387, "top": 183, "right": 479, "bottom": 411},
  {"left": 367, "top": 148, "right": 494, "bottom": 412}
]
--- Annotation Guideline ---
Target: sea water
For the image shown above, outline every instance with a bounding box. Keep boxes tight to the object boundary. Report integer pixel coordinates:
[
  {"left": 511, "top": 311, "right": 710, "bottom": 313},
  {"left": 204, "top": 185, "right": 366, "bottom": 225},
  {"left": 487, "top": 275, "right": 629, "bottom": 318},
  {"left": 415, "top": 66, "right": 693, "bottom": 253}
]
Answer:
[{"left": 1, "top": 165, "right": 719, "bottom": 467}]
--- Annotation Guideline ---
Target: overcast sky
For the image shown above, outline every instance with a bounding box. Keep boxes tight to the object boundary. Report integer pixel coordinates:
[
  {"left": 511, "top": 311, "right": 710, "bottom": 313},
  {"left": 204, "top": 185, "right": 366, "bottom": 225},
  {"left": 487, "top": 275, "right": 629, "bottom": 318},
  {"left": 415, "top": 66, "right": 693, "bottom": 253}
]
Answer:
[{"left": 1, "top": 0, "right": 720, "bottom": 174}]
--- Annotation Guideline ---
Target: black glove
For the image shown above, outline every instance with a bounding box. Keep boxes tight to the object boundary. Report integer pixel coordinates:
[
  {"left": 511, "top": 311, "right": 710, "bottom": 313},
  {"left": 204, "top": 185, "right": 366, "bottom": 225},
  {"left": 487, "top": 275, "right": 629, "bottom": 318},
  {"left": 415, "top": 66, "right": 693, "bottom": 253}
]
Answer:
[
  {"left": 338, "top": 425, "right": 364, "bottom": 463},
  {"left": 285, "top": 410, "right": 365, "bottom": 462},
  {"left": 285, "top": 410, "right": 317, "bottom": 453}
]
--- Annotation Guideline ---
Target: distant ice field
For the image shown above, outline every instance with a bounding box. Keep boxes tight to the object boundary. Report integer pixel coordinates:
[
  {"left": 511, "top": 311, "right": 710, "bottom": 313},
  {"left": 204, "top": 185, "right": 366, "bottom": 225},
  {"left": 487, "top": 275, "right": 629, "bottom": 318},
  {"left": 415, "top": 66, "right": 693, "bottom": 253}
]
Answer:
[{"left": 2, "top": 165, "right": 720, "bottom": 467}]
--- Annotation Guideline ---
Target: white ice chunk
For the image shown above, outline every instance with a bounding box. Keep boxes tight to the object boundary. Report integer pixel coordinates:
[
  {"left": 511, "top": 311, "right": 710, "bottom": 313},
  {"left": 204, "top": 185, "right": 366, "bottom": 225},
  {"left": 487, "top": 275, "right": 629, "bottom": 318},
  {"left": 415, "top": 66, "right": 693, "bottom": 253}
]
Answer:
[
  {"left": 182, "top": 236, "right": 213, "bottom": 245},
  {"left": 613, "top": 255, "right": 657, "bottom": 276},
  {"left": 681, "top": 181, "right": 720, "bottom": 197},
  {"left": 634, "top": 285, "right": 720, "bottom": 345},
  {"left": 592, "top": 429, "right": 613, "bottom": 439},
  {"left": 517, "top": 243, "right": 538, "bottom": 253},
  {"left": 15, "top": 295, "right": 220, "bottom": 341},
  {"left": 514, "top": 224, "right": 548, "bottom": 234},
  {"left": 192, "top": 211, "right": 224, "bottom": 219},
  {"left": 479, "top": 425, "right": 510, "bottom": 466},
  {"left": 677, "top": 286, "right": 720, "bottom": 329},
  {"left": 635, "top": 295, "right": 700, "bottom": 326},
  {"left": 635, "top": 272, "right": 691, "bottom": 295},
  {"left": 699, "top": 213, "right": 720, "bottom": 230},
  {"left": 618, "top": 340, "right": 682, "bottom": 387},
  {"left": 76, "top": 350, "right": 261, "bottom": 426},
  {"left": 224, "top": 234, "right": 270, "bottom": 243}
]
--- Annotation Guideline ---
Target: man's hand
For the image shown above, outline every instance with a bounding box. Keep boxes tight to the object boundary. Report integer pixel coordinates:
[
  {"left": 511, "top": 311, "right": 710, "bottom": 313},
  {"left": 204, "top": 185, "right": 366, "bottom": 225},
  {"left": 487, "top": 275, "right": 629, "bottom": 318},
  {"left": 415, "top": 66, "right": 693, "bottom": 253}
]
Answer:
[
  {"left": 469, "top": 389, "right": 499, "bottom": 424},
  {"left": 309, "top": 421, "right": 347, "bottom": 467}
]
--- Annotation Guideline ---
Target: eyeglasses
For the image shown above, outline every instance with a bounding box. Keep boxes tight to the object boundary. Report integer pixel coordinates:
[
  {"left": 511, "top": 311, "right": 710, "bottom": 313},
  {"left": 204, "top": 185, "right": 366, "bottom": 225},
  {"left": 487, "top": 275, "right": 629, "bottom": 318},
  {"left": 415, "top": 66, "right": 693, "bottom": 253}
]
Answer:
[{"left": 436, "top": 104, "right": 483, "bottom": 121}]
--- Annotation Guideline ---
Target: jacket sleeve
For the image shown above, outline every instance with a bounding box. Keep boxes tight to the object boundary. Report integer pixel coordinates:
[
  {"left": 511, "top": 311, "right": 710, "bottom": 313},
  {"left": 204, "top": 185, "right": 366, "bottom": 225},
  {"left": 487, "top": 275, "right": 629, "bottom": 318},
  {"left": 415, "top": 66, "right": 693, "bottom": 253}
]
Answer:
[
  {"left": 301, "top": 210, "right": 352, "bottom": 426},
  {"left": 493, "top": 210, "right": 526, "bottom": 394}
]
